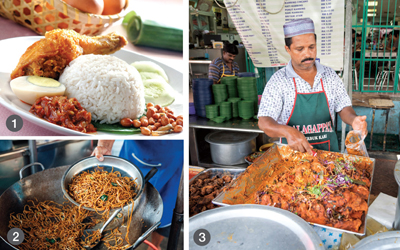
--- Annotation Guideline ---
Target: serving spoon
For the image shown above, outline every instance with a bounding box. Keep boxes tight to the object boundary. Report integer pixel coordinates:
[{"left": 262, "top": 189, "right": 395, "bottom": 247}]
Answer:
[{"left": 81, "top": 207, "right": 122, "bottom": 249}]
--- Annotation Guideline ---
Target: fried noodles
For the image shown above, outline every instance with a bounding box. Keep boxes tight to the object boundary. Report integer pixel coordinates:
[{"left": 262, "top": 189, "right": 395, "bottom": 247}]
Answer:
[
  {"left": 9, "top": 168, "right": 140, "bottom": 250},
  {"left": 68, "top": 167, "right": 138, "bottom": 212},
  {"left": 8, "top": 200, "right": 100, "bottom": 250}
]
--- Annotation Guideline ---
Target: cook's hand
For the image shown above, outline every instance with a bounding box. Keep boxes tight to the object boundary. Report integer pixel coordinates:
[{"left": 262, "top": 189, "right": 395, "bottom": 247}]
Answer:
[
  {"left": 91, "top": 140, "right": 115, "bottom": 161},
  {"left": 352, "top": 116, "right": 368, "bottom": 138},
  {"left": 91, "top": 146, "right": 112, "bottom": 161},
  {"left": 284, "top": 127, "right": 313, "bottom": 155}
]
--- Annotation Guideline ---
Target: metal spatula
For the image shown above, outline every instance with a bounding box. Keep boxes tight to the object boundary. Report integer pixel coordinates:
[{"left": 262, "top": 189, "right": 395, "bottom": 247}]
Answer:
[{"left": 81, "top": 207, "right": 122, "bottom": 249}]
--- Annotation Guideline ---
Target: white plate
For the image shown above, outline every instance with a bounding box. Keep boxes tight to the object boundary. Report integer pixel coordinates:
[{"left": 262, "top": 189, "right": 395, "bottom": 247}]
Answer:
[{"left": 0, "top": 36, "right": 183, "bottom": 136}]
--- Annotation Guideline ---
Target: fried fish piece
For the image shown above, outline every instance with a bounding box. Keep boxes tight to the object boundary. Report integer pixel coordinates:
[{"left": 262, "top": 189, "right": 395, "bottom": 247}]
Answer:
[{"left": 11, "top": 29, "right": 128, "bottom": 80}]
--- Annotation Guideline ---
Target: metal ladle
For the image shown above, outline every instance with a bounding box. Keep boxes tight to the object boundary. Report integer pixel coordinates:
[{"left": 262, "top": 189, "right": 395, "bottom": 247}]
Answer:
[{"left": 81, "top": 207, "right": 122, "bottom": 249}]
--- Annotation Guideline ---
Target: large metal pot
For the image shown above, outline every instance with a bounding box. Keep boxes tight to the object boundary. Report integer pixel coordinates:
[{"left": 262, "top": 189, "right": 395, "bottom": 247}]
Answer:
[
  {"left": 0, "top": 163, "right": 163, "bottom": 250},
  {"left": 205, "top": 131, "right": 258, "bottom": 165}
]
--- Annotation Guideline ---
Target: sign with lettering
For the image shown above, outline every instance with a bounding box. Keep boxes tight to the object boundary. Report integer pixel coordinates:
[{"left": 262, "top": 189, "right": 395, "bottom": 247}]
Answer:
[{"left": 224, "top": 0, "right": 344, "bottom": 70}]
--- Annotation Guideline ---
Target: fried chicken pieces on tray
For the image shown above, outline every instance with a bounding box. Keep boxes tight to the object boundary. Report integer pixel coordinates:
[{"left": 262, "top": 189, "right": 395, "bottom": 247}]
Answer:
[
  {"left": 222, "top": 145, "right": 374, "bottom": 233},
  {"left": 11, "top": 29, "right": 128, "bottom": 80}
]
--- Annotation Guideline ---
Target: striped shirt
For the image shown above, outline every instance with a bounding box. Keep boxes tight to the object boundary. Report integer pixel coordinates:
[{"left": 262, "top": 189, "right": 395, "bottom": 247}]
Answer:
[
  {"left": 208, "top": 57, "right": 240, "bottom": 83},
  {"left": 258, "top": 60, "right": 351, "bottom": 125}
]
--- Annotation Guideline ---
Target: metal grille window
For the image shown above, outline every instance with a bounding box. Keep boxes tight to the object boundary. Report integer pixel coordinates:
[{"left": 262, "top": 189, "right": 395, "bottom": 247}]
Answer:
[{"left": 352, "top": 0, "right": 400, "bottom": 93}]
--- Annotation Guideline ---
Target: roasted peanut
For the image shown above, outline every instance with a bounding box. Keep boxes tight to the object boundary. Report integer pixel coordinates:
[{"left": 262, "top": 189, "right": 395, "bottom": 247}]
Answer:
[
  {"left": 146, "top": 103, "right": 154, "bottom": 109},
  {"left": 169, "top": 118, "right": 175, "bottom": 124},
  {"left": 176, "top": 115, "right": 183, "bottom": 120},
  {"left": 132, "top": 119, "right": 141, "bottom": 127},
  {"left": 154, "top": 104, "right": 162, "bottom": 110},
  {"left": 148, "top": 117, "right": 155, "bottom": 125},
  {"left": 166, "top": 113, "right": 176, "bottom": 120},
  {"left": 176, "top": 119, "right": 183, "bottom": 126},
  {"left": 158, "top": 107, "right": 166, "bottom": 114},
  {"left": 160, "top": 116, "right": 169, "bottom": 126},
  {"left": 171, "top": 122, "right": 177, "bottom": 127},
  {"left": 140, "top": 127, "right": 151, "bottom": 136},
  {"left": 152, "top": 113, "right": 161, "bottom": 120},
  {"left": 174, "top": 125, "right": 183, "bottom": 133},
  {"left": 120, "top": 118, "right": 132, "bottom": 127},
  {"left": 146, "top": 107, "right": 157, "bottom": 118},
  {"left": 148, "top": 125, "right": 157, "bottom": 131},
  {"left": 140, "top": 117, "right": 149, "bottom": 127},
  {"left": 154, "top": 122, "right": 162, "bottom": 128}
]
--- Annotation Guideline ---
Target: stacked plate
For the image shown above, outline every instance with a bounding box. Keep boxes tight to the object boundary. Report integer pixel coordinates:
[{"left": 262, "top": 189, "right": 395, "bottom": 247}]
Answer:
[
  {"left": 237, "top": 77, "right": 258, "bottom": 114},
  {"left": 212, "top": 84, "right": 228, "bottom": 104},
  {"left": 221, "top": 76, "right": 238, "bottom": 98},
  {"left": 205, "top": 104, "right": 219, "bottom": 119},
  {"left": 192, "top": 78, "right": 213, "bottom": 118},
  {"left": 228, "top": 97, "right": 241, "bottom": 118},
  {"left": 238, "top": 72, "right": 256, "bottom": 77},
  {"left": 211, "top": 116, "right": 226, "bottom": 123},
  {"left": 220, "top": 101, "right": 232, "bottom": 120},
  {"left": 238, "top": 100, "right": 254, "bottom": 119}
]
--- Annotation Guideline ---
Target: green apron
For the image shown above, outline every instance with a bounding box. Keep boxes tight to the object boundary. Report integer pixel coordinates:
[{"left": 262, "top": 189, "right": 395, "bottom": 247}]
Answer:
[{"left": 281, "top": 78, "right": 339, "bottom": 152}]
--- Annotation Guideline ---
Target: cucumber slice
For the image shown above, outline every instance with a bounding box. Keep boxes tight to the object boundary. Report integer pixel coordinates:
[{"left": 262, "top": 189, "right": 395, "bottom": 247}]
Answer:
[
  {"left": 140, "top": 72, "right": 165, "bottom": 82},
  {"left": 143, "top": 79, "right": 175, "bottom": 107},
  {"left": 131, "top": 61, "right": 168, "bottom": 83}
]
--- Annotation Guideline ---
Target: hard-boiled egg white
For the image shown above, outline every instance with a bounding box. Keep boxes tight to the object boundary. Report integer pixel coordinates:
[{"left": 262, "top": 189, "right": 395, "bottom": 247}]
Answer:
[{"left": 10, "top": 76, "right": 66, "bottom": 105}]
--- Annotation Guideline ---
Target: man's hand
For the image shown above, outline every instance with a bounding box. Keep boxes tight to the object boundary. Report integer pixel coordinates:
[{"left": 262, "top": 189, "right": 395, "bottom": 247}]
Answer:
[
  {"left": 284, "top": 127, "right": 314, "bottom": 155},
  {"left": 259, "top": 117, "right": 313, "bottom": 155},
  {"left": 352, "top": 116, "right": 368, "bottom": 138},
  {"left": 91, "top": 140, "right": 115, "bottom": 161}
]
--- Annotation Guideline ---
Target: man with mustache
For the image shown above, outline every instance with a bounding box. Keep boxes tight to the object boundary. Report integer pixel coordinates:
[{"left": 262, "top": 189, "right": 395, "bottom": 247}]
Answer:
[
  {"left": 208, "top": 42, "right": 240, "bottom": 84},
  {"left": 258, "top": 18, "right": 367, "bottom": 154}
]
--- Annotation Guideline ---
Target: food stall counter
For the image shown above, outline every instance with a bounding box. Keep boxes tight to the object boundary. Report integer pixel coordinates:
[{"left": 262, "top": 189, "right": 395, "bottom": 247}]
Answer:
[{"left": 189, "top": 115, "right": 262, "bottom": 133}]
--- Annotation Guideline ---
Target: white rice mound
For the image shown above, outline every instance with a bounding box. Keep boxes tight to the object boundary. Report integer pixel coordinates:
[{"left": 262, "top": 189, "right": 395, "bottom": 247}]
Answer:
[{"left": 59, "top": 55, "right": 145, "bottom": 124}]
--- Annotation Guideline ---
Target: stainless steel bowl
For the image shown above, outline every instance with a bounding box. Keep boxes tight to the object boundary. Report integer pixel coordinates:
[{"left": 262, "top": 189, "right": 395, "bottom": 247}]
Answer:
[
  {"left": 61, "top": 156, "right": 148, "bottom": 211},
  {"left": 205, "top": 131, "right": 258, "bottom": 165}
]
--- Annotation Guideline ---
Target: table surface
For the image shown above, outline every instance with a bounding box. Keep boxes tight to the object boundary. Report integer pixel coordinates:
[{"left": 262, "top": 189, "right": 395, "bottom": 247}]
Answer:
[
  {"left": 189, "top": 115, "right": 263, "bottom": 133},
  {"left": 0, "top": 0, "right": 182, "bottom": 136},
  {"left": 352, "top": 95, "right": 395, "bottom": 109}
]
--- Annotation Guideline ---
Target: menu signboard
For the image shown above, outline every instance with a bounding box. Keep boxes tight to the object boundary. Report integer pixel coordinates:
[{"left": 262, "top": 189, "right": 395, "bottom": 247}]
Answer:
[{"left": 224, "top": 0, "right": 345, "bottom": 70}]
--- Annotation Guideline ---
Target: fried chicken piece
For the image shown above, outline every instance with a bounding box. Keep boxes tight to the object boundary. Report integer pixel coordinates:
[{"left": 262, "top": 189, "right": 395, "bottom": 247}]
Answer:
[
  {"left": 198, "top": 194, "right": 214, "bottom": 205},
  {"left": 350, "top": 185, "right": 369, "bottom": 200},
  {"left": 334, "top": 219, "right": 362, "bottom": 232},
  {"left": 201, "top": 185, "right": 214, "bottom": 196},
  {"left": 11, "top": 29, "right": 128, "bottom": 80},
  {"left": 222, "top": 175, "right": 232, "bottom": 183}
]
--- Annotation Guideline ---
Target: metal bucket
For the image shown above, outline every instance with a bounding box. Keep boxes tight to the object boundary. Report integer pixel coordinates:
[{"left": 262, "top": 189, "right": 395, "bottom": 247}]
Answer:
[{"left": 205, "top": 131, "right": 258, "bottom": 165}]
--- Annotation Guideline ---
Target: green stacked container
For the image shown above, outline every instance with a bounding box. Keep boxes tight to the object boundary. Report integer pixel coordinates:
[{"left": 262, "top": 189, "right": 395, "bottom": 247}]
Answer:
[
  {"left": 219, "top": 101, "right": 232, "bottom": 120},
  {"left": 221, "top": 76, "right": 238, "bottom": 98},
  {"left": 205, "top": 104, "right": 219, "bottom": 119},
  {"left": 237, "top": 77, "right": 258, "bottom": 114},
  {"left": 228, "top": 97, "right": 241, "bottom": 118},
  {"left": 238, "top": 100, "right": 254, "bottom": 120},
  {"left": 212, "top": 84, "right": 228, "bottom": 104}
]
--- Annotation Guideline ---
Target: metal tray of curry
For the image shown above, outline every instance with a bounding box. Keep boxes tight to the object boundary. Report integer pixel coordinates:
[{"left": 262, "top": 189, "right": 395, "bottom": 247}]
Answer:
[{"left": 213, "top": 144, "right": 375, "bottom": 236}]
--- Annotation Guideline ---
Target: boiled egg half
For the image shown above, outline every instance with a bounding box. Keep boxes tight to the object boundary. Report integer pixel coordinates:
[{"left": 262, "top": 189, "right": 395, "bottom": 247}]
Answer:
[{"left": 10, "top": 76, "right": 66, "bottom": 105}]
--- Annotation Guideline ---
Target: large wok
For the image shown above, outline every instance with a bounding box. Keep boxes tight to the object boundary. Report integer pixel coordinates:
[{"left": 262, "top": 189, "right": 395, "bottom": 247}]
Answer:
[{"left": 0, "top": 164, "right": 163, "bottom": 249}]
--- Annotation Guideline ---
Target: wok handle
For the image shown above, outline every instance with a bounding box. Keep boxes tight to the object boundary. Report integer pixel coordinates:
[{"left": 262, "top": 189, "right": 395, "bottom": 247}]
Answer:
[
  {"left": 19, "top": 162, "right": 45, "bottom": 180},
  {"left": 144, "top": 167, "right": 158, "bottom": 184},
  {"left": 131, "top": 221, "right": 161, "bottom": 249}
]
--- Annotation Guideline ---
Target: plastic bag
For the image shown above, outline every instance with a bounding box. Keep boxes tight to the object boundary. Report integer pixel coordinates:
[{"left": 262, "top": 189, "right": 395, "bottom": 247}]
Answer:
[{"left": 345, "top": 130, "right": 369, "bottom": 157}]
